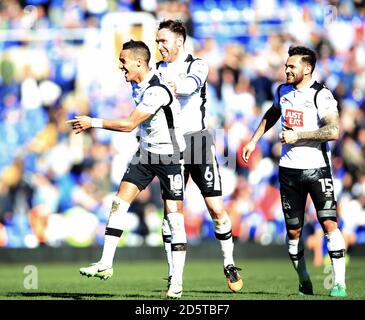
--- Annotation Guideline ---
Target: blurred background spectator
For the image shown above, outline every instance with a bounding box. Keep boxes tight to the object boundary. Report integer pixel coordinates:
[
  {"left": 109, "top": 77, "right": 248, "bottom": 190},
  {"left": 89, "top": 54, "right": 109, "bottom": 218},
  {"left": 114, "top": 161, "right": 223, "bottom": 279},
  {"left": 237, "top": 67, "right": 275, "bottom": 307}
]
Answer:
[{"left": 1, "top": 0, "right": 365, "bottom": 265}]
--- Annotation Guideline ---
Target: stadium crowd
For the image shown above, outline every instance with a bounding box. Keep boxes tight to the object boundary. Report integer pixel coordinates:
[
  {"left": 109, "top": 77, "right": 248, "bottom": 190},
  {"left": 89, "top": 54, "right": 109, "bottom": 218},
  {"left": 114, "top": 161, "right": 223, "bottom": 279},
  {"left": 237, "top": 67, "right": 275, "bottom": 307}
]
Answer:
[{"left": 1, "top": 0, "right": 365, "bottom": 264}]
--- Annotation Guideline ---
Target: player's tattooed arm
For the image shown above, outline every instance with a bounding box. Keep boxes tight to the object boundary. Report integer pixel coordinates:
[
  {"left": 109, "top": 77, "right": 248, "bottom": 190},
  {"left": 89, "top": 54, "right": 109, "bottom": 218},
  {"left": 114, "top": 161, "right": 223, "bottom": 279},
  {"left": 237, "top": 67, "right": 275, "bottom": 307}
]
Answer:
[
  {"left": 297, "top": 113, "right": 339, "bottom": 142},
  {"left": 281, "top": 113, "right": 340, "bottom": 144}
]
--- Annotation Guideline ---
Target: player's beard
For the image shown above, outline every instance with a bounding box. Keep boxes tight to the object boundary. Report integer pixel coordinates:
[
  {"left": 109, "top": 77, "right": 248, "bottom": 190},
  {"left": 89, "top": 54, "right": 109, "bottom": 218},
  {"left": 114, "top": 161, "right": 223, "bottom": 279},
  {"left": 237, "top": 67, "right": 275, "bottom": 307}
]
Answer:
[
  {"left": 161, "top": 46, "right": 179, "bottom": 63},
  {"left": 286, "top": 72, "right": 303, "bottom": 86}
]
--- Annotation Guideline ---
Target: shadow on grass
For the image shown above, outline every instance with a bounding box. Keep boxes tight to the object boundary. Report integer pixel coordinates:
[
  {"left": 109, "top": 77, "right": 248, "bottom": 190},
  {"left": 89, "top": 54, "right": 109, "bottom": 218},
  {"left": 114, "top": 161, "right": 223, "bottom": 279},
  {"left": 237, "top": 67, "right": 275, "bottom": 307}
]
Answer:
[
  {"left": 6, "top": 292, "right": 117, "bottom": 300},
  {"left": 186, "top": 290, "right": 279, "bottom": 296},
  {"left": 287, "top": 292, "right": 332, "bottom": 299},
  {"left": 8, "top": 290, "right": 310, "bottom": 300},
  {"left": 5, "top": 292, "right": 158, "bottom": 300}
]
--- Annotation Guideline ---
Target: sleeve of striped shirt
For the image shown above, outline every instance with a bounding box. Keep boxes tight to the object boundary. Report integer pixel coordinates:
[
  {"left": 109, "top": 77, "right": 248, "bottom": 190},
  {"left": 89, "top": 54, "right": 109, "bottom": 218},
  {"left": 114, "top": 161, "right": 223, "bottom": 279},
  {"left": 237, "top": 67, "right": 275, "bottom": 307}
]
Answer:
[
  {"left": 316, "top": 88, "right": 338, "bottom": 119},
  {"left": 175, "top": 59, "right": 209, "bottom": 96},
  {"left": 136, "top": 86, "right": 170, "bottom": 114},
  {"left": 273, "top": 85, "right": 281, "bottom": 109}
]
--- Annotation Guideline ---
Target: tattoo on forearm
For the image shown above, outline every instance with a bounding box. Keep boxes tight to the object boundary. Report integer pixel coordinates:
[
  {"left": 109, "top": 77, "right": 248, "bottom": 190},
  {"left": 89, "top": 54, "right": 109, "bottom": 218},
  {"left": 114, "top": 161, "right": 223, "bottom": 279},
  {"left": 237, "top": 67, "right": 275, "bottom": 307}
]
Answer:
[{"left": 297, "top": 114, "right": 339, "bottom": 142}]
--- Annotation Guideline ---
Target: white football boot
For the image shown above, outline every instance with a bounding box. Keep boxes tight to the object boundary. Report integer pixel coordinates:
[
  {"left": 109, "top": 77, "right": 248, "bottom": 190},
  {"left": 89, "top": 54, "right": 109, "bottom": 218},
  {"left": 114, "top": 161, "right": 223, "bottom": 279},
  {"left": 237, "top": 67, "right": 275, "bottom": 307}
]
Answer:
[
  {"left": 79, "top": 262, "right": 113, "bottom": 280},
  {"left": 166, "top": 282, "right": 183, "bottom": 299}
]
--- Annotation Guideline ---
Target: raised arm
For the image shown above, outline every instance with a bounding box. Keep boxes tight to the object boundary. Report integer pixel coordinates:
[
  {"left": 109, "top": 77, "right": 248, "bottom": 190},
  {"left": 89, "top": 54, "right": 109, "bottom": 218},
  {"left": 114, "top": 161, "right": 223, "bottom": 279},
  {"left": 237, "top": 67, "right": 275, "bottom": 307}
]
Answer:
[{"left": 242, "top": 105, "right": 281, "bottom": 162}]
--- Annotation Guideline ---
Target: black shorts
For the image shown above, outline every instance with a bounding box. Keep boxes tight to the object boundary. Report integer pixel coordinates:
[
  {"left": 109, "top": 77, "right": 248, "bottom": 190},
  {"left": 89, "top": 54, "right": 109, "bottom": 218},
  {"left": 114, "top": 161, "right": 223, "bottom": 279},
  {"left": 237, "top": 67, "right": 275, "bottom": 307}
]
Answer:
[
  {"left": 122, "top": 150, "right": 184, "bottom": 200},
  {"left": 279, "top": 166, "right": 337, "bottom": 230},
  {"left": 183, "top": 130, "right": 222, "bottom": 197}
]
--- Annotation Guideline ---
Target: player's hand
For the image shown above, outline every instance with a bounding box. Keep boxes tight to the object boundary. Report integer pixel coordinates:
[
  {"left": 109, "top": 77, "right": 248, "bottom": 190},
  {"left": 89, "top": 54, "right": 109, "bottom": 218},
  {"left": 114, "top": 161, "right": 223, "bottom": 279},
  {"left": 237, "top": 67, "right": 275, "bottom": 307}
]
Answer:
[
  {"left": 280, "top": 127, "right": 298, "bottom": 144},
  {"left": 242, "top": 141, "right": 256, "bottom": 163},
  {"left": 66, "top": 116, "right": 92, "bottom": 134}
]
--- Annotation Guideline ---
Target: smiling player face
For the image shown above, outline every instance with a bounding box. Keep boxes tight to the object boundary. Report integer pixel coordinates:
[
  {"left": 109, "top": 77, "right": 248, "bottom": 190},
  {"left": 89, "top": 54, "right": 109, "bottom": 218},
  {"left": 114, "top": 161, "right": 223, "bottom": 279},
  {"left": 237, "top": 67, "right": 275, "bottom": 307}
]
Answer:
[
  {"left": 285, "top": 55, "right": 305, "bottom": 85},
  {"left": 156, "top": 28, "right": 183, "bottom": 63},
  {"left": 285, "top": 55, "right": 312, "bottom": 88},
  {"left": 119, "top": 49, "right": 139, "bottom": 82}
]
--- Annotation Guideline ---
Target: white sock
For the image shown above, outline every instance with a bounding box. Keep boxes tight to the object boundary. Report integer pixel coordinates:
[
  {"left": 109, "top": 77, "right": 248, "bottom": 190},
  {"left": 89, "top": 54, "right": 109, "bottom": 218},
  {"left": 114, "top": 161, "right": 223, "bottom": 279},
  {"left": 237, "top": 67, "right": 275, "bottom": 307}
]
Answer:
[
  {"left": 99, "top": 196, "right": 130, "bottom": 268},
  {"left": 162, "top": 218, "right": 173, "bottom": 278},
  {"left": 167, "top": 212, "right": 186, "bottom": 286},
  {"left": 287, "top": 237, "right": 310, "bottom": 283},
  {"left": 213, "top": 212, "right": 234, "bottom": 267},
  {"left": 326, "top": 228, "right": 346, "bottom": 287}
]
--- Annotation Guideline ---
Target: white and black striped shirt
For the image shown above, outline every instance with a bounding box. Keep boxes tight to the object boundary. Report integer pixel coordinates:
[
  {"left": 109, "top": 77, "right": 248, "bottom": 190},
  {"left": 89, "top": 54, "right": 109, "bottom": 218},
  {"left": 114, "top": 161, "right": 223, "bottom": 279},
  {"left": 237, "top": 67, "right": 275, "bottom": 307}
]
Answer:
[
  {"left": 157, "top": 54, "right": 209, "bottom": 135},
  {"left": 132, "top": 71, "right": 185, "bottom": 155},
  {"left": 274, "top": 79, "right": 338, "bottom": 169}
]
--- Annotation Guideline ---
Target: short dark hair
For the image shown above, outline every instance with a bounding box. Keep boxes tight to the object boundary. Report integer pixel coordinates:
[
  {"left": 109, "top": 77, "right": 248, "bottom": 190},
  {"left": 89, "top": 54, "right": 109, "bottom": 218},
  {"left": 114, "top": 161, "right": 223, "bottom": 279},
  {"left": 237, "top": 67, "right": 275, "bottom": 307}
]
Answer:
[
  {"left": 288, "top": 46, "right": 317, "bottom": 73},
  {"left": 158, "top": 20, "right": 187, "bottom": 43},
  {"left": 122, "top": 40, "right": 151, "bottom": 64}
]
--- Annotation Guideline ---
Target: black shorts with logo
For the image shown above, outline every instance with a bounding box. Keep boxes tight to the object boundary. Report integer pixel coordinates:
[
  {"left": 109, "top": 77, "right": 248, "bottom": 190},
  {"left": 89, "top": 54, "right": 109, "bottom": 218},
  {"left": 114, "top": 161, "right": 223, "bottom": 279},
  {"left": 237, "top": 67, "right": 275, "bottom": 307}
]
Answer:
[
  {"left": 183, "top": 130, "right": 222, "bottom": 197},
  {"left": 279, "top": 166, "right": 337, "bottom": 230},
  {"left": 122, "top": 149, "right": 184, "bottom": 201}
]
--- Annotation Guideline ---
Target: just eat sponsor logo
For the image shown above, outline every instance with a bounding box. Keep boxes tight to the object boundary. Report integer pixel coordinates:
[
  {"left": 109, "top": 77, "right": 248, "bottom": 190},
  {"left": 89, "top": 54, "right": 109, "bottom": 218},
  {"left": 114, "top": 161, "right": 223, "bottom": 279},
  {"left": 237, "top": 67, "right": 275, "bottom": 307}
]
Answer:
[{"left": 285, "top": 109, "right": 303, "bottom": 127}]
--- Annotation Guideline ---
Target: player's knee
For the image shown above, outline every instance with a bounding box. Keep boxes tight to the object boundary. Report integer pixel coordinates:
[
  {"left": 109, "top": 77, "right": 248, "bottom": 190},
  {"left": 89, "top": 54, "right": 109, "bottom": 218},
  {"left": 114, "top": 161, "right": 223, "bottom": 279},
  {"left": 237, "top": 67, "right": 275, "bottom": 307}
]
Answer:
[
  {"left": 205, "top": 198, "right": 224, "bottom": 219},
  {"left": 208, "top": 206, "right": 224, "bottom": 220},
  {"left": 317, "top": 201, "right": 338, "bottom": 233},
  {"left": 287, "top": 228, "right": 301, "bottom": 239},
  {"left": 321, "top": 219, "right": 338, "bottom": 233},
  {"left": 164, "top": 200, "right": 183, "bottom": 214}
]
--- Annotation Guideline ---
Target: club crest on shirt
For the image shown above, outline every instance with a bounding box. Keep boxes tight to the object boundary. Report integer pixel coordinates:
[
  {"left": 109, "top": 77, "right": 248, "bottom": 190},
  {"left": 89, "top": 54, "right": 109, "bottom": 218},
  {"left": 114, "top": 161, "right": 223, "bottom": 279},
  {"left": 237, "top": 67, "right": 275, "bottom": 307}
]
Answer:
[
  {"left": 280, "top": 96, "right": 293, "bottom": 108},
  {"left": 282, "top": 197, "right": 291, "bottom": 210},
  {"left": 304, "top": 100, "right": 313, "bottom": 108}
]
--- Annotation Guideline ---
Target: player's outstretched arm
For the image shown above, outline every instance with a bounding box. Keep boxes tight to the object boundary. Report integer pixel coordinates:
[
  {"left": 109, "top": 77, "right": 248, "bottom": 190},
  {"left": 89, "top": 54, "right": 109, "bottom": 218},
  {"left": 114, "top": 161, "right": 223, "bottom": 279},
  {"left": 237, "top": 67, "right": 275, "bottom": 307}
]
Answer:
[
  {"left": 242, "top": 105, "right": 281, "bottom": 162},
  {"left": 66, "top": 116, "right": 92, "bottom": 134},
  {"left": 102, "top": 109, "right": 152, "bottom": 132},
  {"left": 66, "top": 109, "right": 152, "bottom": 134}
]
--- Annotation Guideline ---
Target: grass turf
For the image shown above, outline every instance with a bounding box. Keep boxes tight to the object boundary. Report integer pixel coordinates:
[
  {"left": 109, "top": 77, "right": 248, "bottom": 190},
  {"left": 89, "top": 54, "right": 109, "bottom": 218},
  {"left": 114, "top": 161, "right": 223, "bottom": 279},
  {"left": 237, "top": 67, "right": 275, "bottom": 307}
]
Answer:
[{"left": 0, "top": 258, "right": 364, "bottom": 300}]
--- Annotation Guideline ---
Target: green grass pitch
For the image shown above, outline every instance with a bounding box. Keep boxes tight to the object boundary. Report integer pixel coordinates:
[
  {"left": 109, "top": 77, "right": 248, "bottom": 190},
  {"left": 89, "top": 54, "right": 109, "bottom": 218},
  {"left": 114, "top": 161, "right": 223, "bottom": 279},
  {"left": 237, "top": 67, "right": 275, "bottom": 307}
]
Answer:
[{"left": 1, "top": 258, "right": 364, "bottom": 300}]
